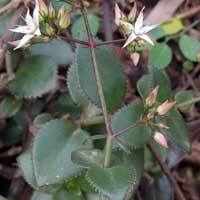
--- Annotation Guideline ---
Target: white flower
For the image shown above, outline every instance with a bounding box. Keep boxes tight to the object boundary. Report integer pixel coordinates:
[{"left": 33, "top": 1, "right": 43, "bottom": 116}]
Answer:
[
  {"left": 122, "top": 7, "right": 157, "bottom": 48},
  {"left": 10, "top": 0, "right": 41, "bottom": 50}
]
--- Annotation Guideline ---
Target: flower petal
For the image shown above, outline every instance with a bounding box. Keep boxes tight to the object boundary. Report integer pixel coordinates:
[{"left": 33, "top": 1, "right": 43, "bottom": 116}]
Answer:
[
  {"left": 25, "top": 9, "right": 34, "bottom": 27},
  {"left": 123, "top": 32, "right": 137, "bottom": 48},
  {"left": 33, "top": 0, "right": 40, "bottom": 27},
  {"left": 140, "top": 24, "right": 158, "bottom": 34},
  {"left": 13, "top": 34, "right": 33, "bottom": 50},
  {"left": 135, "top": 7, "right": 145, "bottom": 34},
  {"left": 139, "top": 34, "right": 154, "bottom": 46},
  {"left": 10, "top": 26, "right": 32, "bottom": 34}
]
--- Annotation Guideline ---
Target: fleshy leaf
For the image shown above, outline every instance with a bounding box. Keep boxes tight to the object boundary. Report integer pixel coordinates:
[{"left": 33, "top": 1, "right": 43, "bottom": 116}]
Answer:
[
  {"left": 179, "top": 34, "right": 200, "bottom": 62},
  {"left": 71, "top": 149, "right": 104, "bottom": 168},
  {"left": 31, "top": 192, "right": 51, "bottom": 200},
  {"left": 149, "top": 43, "right": 172, "bottom": 69},
  {"left": 111, "top": 104, "right": 151, "bottom": 148},
  {"left": 8, "top": 56, "right": 57, "bottom": 98},
  {"left": 137, "top": 67, "right": 172, "bottom": 102},
  {"left": 0, "top": 97, "right": 22, "bottom": 118},
  {"left": 86, "top": 165, "right": 136, "bottom": 200},
  {"left": 76, "top": 44, "right": 126, "bottom": 112},
  {"left": 28, "top": 39, "right": 74, "bottom": 66},
  {"left": 33, "top": 119, "right": 92, "bottom": 186}
]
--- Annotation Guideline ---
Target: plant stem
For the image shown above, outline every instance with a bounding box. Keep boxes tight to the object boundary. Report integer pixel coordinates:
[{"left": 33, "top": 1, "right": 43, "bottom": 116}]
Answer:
[
  {"left": 80, "top": 1, "right": 113, "bottom": 138},
  {"left": 113, "top": 119, "right": 146, "bottom": 137},
  {"left": 176, "top": 97, "right": 200, "bottom": 109},
  {"left": 82, "top": 116, "right": 104, "bottom": 126},
  {"left": 95, "top": 39, "right": 126, "bottom": 46},
  {"left": 104, "top": 137, "right": 113, "bottom": 168},
  {"left": 147, "top": 142, "right": 186, "bottom": 200},
  {"left": 5, "top": 50, "right": 13, "bottom": 74}
]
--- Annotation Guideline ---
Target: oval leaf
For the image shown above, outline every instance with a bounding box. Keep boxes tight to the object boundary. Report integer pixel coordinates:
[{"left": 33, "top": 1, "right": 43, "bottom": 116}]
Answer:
[
  {"left": 76, "top": 45, "right": 126, "bottom": 112},
  {"left": 0, "top": 97, "right": 22, "bottom": 118},
  {"left": 179, "top": 35, "right": 200, "bottom": 62},
  {"left": 86, "top": 165, "right": 136, "bottom": 200},
  {"left": 111, "top": 104, "right": 151, "bottom": 148},
  {"left": 8, "top": 56, "right": 57, "bottom": 98},
  {"left": 33, "top": 119, "right": 92, "bottom": 186},
  {"left": 149, "top": 43, "right": 172, "bottom": 69},
  {"left": 71, "top": 149, "right": 104, "bottom": 168}
]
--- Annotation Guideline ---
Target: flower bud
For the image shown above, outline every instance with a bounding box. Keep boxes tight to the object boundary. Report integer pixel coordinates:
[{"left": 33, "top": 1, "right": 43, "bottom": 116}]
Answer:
[
  {"left": 137, "top": 40, "right": 145, "bottom": 47},
  {"left": 45, "top": 24, "right": 55, "bottom": 36},
  {"left": 154, "top": 132, "right": 168, "bottom": 148},
  {"left": 115, "top": 4, "right": 126, "bottom": 26},
  {"left": 48, "top": 3, "right": 56, "bottom": 19},
  {"left": 58, "top": 11, "right": 71, "bottom": 29},
  {"left": 130, "top": 52, "right": 140, "bottom": 66},
  {"left": 145, "top": 86, "right": 159, "bottom": 108},
  {"left": 155, "top": 123, "right": 170, "bottom": 129},
  {"left": 38, "top": 0, "right": 48, "bottom": 18},
  {"left": 57, "top": 6, "right": 65, "bottom": 20},
  {"left": 157, "top": 100, "right": 176, "bottom": 115},
  {"left": 147, "top": 112, "right": 155, "bottom": 120},
  {"left": 128, "top": 3, "right": 137, "bottom": 22}
]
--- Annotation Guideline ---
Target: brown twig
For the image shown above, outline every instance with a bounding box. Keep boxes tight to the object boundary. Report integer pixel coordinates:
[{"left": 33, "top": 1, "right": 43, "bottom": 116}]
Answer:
[
  {"left": 147, "top": 142, "right": 186, "bottom": 200},
  {"left": 177, "top": 5, "right": 200, "bottom": 20}
]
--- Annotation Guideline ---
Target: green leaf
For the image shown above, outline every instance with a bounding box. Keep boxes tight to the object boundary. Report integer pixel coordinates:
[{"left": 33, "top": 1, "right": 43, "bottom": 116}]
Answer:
[
  {"left": 179, "top": 35, "right": 200, "bottom": 62},
  {"left": 33, "top": 113, "right": 53, "bottom": 129},
  {"left": 17, "top": 147, "right": 37, "bottom": 188},
  {"left": 28, "top": 39, "right": 74, "bottom": 66},
  {"left": 67, "top": 64, "right": 89, "bottom": 107},
  {"left": 113, "top": 149, "right": 144, "bottom": 185},
  {"left": 183, "top": 60, "right": 194, "bottom": 71},
  {"left": 71, "top": 149, "right": 104, "bottom": 168},
  {"left": 76, "top": 44, "right": 126, "bottom": 112},
  {"left": 86, "top": 165, "right": 136, "bottom": 200},
  {"left": 8, "top": 56, "right": 57, "bottom": 98},
  {"left": 31, "top": 192, "right": 51, "bottom": 200},
  {"left": 149, "top": 43, "right": 172, "bottom": 69},
  {"left": 137, "top": 67, "right": 172, "bottom": 102},
  {"left": 111, "top": 105, "right": 151, "bottom": 148},
  {"left": 52, "top": 189, "right": 82, "bottom": 200},
  {"left": 33, "top": 119, "right": 92, "bottom": 186},
  {"left": 72, "top": 14, "right": 100, "bottom": 38},
  {"left": 175, "top": 90, "right": 194, "bottom": 110},
  {"left": 161, "top": 18, "right": 183, "bottom": 35},
  {"left": 149, "top": 26, "right": 166, "bottom": 40},
  {"left": 0, "top": 97, "right": 22, "bottom": 118},
  {"left": 163, "top": 109, "right": 191, "bottom": 153}
]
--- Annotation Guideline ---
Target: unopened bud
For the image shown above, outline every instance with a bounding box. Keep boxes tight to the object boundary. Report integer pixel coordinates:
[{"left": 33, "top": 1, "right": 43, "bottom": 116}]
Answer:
[
  {"left": 45, "top": 24, "right": 55, "bottom": 36},
  {"left": 155, "top": 123, "right": 170, "bottom": 129},
  {"left": 154, "top": 132, "right": 168, "bottom": 148},
  {"left": 137, "top": 40, "right": 145, "bottom": 47},
  {"left": 48, "top": 3, "right": 56, "bottom": 19},
  {"left": 157, "top": 100, "right": 176, "bottom": 115},
  {"left": 115, "top": 4, "right": 126, "bottom": 26},
  {"left": 58, "top": 8, "right": 71, "bottom": 29},
  {"left": 147, "top": 112, "right": 155, "bottom": 120},
  {"left": 145, "top": 86, "right": 159, "bottom": 107},
  {"left": 38, "top": 0, "right": 48, "bottom": 18},
  {"left": 128, "top": 3, "right": 137, "bottom": 22},
  {"left": 130, "top": 52, "right": 140, "bottom": 66}
]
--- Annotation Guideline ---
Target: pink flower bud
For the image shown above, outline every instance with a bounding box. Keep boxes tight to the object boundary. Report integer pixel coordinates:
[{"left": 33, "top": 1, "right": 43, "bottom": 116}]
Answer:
[
  {"left": 130, "top": 52, "right": 140, "bottom": 66},
  {"left": 157, "top": 100, "right": 176, "bottom": 115},
  {"left": 115, "top": 4, "right": 125, "bottom": 26},
  {"left": 145, "top": 86, "right": 159, "bottom": 107},
  {"left": 128, "top": 3, "right": 137, "bottom": 22},
  {"left": 154, "top": 132, "right": 168, "bottom": 148}
]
